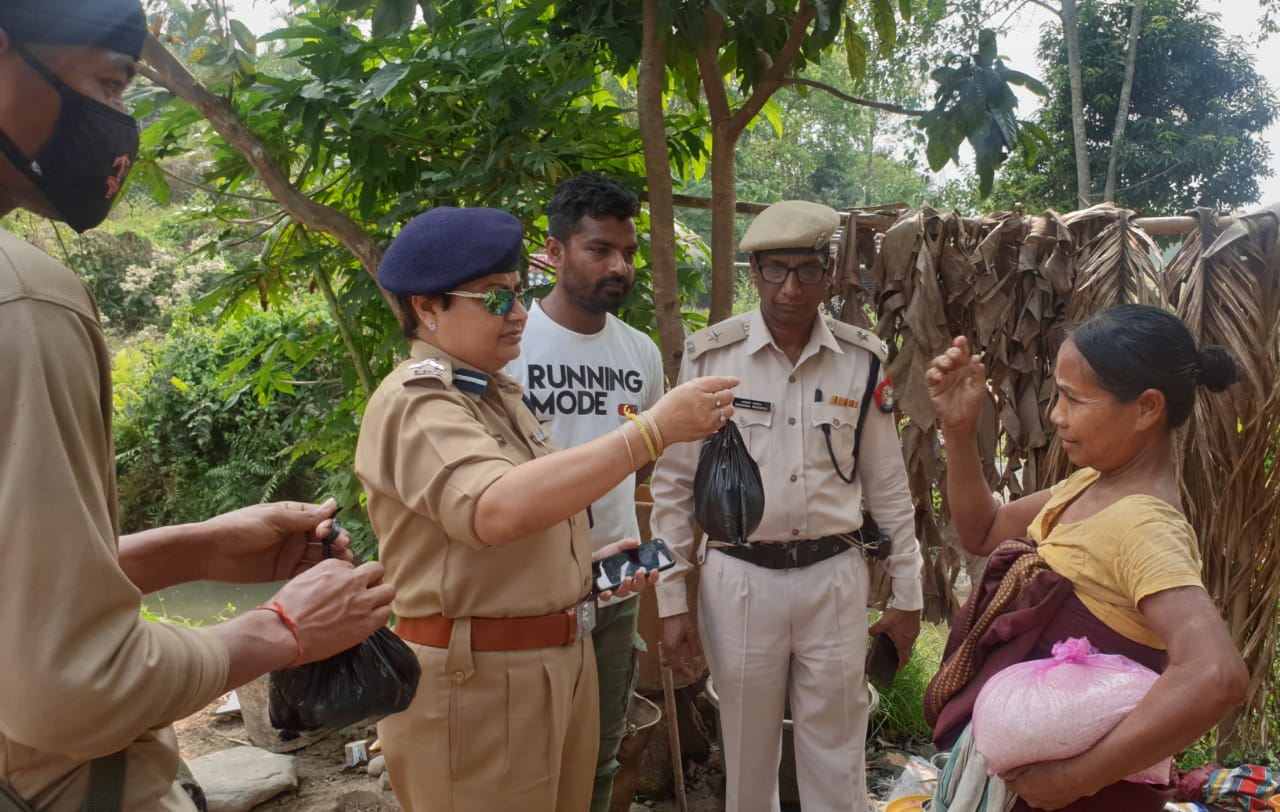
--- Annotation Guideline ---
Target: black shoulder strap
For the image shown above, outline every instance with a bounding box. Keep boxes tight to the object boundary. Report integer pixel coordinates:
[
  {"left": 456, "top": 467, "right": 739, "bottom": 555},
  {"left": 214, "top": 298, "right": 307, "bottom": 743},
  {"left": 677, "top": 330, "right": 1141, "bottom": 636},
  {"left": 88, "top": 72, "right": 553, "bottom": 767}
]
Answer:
[
  {"left": 78, "top": 751, "right": 127, "bottom": 812},
  {"left": 0, "top": 751, "right": 126, "bottom": 812},
  {"left": 0, "top": 781, "right": 36, "bottom": 812}
]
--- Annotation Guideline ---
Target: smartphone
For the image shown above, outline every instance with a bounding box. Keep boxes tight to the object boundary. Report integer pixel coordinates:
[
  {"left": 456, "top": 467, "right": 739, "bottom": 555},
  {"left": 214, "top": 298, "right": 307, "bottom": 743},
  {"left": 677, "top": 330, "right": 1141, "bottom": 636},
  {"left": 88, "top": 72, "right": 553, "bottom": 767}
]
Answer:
[
  {"left": 592, "top": 538, "right": 676, "bottom": 593},
  {"left": 866, "top": 633, "right": 900, "bottom": 691}
]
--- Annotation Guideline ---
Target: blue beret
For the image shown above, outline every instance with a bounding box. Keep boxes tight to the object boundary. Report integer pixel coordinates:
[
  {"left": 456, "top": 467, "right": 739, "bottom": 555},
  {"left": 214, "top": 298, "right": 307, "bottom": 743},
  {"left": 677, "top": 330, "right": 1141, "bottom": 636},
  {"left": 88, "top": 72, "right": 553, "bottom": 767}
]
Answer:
[
  {"left": 0, "top": 0, "right": 147, "bottom": 59},
  {"left": 378, "top": 207, "right": 524, "bottom": 296}
]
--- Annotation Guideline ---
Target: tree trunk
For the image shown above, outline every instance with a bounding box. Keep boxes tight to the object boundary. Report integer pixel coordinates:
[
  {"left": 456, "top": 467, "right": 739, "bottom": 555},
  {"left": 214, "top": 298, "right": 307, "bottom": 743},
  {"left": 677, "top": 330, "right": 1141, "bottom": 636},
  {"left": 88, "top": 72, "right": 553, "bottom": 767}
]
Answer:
[
  {"left": 693, "top": 3, "right": 817, "bottom": 327},
  {"left": 1103, "top": 0, "right": 1145, "bottom": 203},
  {"left": 138, "top": 34, "right": 392, "bottom": 311},
  {"left": 707, "top": 122, "right": 740, "bottom": 326},
  {"left": 638, "top": 0, "right": 685, "bottom": 384},
  {"left": 1062, "top": 0, "right": 1092, "bottom": 207},
  {"left": 863, "top": 117, "right": 878, "bottom": 206}
]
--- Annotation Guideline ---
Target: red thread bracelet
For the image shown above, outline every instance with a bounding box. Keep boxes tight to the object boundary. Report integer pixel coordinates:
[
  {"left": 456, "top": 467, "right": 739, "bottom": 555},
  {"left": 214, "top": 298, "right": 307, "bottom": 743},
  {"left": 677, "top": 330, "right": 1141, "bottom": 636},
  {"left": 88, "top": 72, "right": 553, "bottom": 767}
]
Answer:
[{"left": 256, "top": 600, "right": 303, "bottom": 668}]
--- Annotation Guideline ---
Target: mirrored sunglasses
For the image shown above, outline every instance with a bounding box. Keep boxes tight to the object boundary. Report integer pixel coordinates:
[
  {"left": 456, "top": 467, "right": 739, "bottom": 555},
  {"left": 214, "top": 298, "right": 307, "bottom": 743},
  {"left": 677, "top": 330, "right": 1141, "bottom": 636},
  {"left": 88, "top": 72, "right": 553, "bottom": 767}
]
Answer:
[{"left": 444, "top": 288, "right": 519, "bottom": 316}]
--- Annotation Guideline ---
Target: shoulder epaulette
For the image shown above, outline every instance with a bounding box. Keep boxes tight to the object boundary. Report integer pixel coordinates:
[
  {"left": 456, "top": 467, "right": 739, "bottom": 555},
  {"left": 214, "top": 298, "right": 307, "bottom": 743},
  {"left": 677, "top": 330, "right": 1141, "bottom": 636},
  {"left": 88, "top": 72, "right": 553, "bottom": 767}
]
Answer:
[
  {"left": 684, "top": 316, "right": 750, "bottom": 362},
  {"left": 402, "top": 356, "right": 453, "bottom": 388},
  {"left": 825, "top": 318, "right": 888, "bottom": 362}
]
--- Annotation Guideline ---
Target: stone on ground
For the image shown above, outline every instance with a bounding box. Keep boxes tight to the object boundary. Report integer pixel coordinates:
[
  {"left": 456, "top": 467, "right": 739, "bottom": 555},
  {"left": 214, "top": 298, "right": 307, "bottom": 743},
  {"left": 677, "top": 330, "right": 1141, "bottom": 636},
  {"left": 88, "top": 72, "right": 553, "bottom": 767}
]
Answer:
[{"left": 187, "top": 746, "right": 298, "bottom": 812}]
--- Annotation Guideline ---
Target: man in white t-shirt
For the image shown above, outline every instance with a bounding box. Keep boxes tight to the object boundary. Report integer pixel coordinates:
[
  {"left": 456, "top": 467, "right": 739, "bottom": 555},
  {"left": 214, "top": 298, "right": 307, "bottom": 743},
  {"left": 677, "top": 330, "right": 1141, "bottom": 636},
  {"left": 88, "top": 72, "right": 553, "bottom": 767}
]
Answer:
[{"left": 508, "top": 172, "right": 664, "bottom": 812}]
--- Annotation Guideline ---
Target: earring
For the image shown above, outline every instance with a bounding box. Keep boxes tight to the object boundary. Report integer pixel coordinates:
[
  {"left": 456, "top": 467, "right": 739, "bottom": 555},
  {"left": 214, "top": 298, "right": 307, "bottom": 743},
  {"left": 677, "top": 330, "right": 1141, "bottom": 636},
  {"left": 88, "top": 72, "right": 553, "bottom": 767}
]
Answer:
[{"left": 427, "top": 322, "right": 438, "bottom": 332}]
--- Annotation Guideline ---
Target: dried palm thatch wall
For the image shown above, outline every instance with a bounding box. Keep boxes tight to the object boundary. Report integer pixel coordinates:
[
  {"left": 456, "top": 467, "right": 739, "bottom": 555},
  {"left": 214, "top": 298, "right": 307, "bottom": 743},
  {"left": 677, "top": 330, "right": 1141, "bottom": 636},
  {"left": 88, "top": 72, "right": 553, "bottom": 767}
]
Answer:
[{"left": 833, "top": 202, "right": 1280, "bottom": 750}]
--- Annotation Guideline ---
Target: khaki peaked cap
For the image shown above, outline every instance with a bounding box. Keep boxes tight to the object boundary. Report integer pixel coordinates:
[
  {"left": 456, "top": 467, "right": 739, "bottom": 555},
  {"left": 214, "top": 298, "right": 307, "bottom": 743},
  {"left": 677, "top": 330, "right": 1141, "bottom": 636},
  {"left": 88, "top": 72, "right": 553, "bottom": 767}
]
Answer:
[{"left": 739, "top": 200, "right": 841, "bottom": 254}]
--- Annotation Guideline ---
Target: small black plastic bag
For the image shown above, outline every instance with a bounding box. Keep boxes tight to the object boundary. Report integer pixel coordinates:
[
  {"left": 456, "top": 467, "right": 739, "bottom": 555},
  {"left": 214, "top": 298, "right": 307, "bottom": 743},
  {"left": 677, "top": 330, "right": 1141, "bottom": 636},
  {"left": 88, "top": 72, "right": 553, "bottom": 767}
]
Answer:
[
  {"left": 693, "top": 420, "right": 765, "bottom": 545},
  {"left": 268, "top": 627, "right": 421, "bottom": 732}
]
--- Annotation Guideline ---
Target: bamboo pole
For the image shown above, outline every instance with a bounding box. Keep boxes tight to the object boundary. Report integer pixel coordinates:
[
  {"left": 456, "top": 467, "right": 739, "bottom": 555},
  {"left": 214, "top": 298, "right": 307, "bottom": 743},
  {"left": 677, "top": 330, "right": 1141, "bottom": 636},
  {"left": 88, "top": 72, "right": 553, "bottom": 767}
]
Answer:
[
  {"left": 658, "top": 643, "right": 689, "bottom": 812},
  {"left": 654, "top": 190, "right": 1237, "bottom": 238}
]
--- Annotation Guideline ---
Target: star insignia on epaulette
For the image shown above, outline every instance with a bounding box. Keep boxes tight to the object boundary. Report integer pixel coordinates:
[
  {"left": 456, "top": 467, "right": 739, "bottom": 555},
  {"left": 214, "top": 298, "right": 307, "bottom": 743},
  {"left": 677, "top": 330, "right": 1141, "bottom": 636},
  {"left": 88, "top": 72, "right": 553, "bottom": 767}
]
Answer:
[
  {"left": 686, "top": 339, "right": 696, "bottom": 355},
  {"left": 708, "top": 328, "right": 722, "bottom": 342}
]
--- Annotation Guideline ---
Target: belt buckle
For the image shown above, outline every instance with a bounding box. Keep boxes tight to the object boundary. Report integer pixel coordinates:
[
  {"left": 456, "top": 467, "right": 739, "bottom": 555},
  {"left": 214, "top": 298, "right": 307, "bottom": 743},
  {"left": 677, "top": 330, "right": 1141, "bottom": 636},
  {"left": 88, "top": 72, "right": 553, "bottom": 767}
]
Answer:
[
  {"left": 786, "top": 544, "right": 799, "bottom": 567},
  {"left": 574, "top": 598, "right": 597, "bottom": 642}
]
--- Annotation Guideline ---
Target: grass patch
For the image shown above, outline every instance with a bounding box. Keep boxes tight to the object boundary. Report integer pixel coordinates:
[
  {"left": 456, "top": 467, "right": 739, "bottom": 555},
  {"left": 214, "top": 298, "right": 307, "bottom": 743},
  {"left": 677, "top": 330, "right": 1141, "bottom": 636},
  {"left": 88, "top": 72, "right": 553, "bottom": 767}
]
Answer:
[{"left": 871, "top": 620, "right": 946, "bottom": 743}]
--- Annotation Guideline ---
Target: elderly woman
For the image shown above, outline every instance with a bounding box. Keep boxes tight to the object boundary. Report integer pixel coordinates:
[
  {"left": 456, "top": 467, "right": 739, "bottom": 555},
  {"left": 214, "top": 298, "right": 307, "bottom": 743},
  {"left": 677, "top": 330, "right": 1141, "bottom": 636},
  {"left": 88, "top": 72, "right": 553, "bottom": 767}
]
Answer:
[
  {"left": 354, "top": 207, "right": 738, "bottom": 812},
  {"left": 923, "top": 304, "right": 1248, "bottom": 812}
]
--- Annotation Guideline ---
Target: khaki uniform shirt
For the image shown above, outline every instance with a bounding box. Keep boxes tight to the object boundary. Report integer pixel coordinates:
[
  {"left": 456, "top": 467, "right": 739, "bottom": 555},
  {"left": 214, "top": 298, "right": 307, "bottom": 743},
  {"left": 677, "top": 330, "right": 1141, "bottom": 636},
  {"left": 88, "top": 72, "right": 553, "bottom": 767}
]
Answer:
[
  {"left": 651, "top": 308, "right": 923, "bottom": 617},
  {"left": 355, "top": 341, "right": 592, "bottom": 619},
  {"left": 0, "top": 231, "right": 230, "bottom": 811}
]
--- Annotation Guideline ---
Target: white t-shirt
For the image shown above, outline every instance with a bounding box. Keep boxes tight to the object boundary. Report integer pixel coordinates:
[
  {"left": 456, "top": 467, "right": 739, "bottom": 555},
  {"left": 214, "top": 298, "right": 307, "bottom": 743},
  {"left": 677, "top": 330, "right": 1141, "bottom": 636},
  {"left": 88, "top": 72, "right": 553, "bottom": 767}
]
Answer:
[{"left": 508, "top": 299, "right": 664, "bottom": 556}]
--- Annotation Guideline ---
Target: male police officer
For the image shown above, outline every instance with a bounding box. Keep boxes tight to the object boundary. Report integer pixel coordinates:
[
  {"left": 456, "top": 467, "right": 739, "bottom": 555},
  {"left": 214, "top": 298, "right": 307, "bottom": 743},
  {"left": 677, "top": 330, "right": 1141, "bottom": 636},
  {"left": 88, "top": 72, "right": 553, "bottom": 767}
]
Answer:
[
  {"left": 507, "top": 173, "right": 664, "bottom": 812},
  {"left": 651, "top": 201, "right": 923, "bottom": 812},
  {"left": 0, "top": 4, "right": 393, "bottom": 809}
]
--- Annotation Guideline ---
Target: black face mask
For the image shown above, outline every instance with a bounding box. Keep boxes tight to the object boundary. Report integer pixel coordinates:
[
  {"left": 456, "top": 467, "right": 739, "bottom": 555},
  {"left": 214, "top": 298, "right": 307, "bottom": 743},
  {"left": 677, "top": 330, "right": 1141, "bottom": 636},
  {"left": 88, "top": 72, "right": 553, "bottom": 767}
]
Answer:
[{"left": 0, "top": 46, "right": 140, "bottom": 233}]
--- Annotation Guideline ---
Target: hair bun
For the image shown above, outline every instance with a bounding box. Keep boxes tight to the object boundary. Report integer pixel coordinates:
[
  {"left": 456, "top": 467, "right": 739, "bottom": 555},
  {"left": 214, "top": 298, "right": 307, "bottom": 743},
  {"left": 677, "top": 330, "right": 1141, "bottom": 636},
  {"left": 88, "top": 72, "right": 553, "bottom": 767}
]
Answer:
[{"left": 1197, "top": 346, "right": 1240, "bottom": 392}]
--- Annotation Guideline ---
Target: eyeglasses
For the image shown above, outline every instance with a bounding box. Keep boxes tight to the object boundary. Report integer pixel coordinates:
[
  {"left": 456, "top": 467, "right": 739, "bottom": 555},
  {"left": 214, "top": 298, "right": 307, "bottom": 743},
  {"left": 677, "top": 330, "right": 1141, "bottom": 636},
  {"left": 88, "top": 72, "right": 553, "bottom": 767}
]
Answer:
[
  {"left": 444, "top": 288, "right": 519, "bottom": 316},
  {"left": 757, "top": 262, "right": 830, "bottom": 286}
]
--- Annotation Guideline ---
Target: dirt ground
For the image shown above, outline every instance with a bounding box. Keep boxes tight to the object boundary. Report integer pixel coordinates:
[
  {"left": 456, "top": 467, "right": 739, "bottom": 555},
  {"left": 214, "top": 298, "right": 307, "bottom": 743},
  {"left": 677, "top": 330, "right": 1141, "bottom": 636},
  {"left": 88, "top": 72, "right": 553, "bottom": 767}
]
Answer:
[
  {"left": 175, "top": 698, "right": 395, "bottom": 811},
  {"left": 174, "top": 695, "right": 927, "bottom": 811}
]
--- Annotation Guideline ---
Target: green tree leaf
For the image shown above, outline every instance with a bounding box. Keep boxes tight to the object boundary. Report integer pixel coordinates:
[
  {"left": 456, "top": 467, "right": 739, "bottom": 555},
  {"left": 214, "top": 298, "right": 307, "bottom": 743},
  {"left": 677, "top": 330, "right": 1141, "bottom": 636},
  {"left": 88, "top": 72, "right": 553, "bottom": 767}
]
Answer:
[
  {"left": 229, "top": 19, "right": 257, "bottom": 55},
  {"left": 371, "top": 0, "right": 416, "bottom": 37},
  {"left": 871, "top": 0, "right": 897, "bottom": 57},
  {"left": 845, "top": 21, "right": 869, "bottom": 81}
]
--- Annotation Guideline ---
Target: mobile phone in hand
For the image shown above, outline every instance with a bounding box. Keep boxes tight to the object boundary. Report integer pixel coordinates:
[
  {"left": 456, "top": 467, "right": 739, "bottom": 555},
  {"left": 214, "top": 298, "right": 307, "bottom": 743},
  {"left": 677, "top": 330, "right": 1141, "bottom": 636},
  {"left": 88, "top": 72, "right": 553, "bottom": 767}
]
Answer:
[
  {"left": 866, "top": 633, "right": 900, "bottom": 691},
  {"left": 592, "top": 538, "right": 676, "bottom": 594}
]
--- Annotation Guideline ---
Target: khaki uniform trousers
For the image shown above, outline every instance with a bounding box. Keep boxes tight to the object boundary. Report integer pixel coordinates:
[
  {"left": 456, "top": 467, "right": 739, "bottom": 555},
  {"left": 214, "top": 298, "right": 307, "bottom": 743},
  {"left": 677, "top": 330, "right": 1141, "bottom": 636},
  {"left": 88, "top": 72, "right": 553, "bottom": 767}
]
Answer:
[
  {"left": 379, "top": 622, "right": 599, "bottom": 812},
  {"left": 700, "top": 547, "right": 871, "bottom": 812}
]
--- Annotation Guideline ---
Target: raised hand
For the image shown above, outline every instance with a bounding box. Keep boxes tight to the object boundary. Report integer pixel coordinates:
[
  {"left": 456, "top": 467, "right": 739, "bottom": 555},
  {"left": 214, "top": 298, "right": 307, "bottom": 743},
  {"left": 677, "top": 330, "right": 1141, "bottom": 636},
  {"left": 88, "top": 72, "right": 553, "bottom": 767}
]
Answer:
[
  {"left": 925, "top": 336, "right": 988, "bottom": 434},
  {"left": 647, "top": 375, "right": 741, "bottom": 445}
]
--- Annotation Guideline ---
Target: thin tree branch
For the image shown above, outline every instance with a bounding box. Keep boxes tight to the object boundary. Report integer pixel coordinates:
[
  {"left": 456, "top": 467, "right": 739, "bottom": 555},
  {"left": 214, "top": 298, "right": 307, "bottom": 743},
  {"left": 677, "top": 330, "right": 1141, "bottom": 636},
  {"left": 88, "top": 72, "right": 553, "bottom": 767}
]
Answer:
[
  {"left": 727, "top": 1, "right": 818, "bottom": 132},
  {"left": 783, "top": 77, "right": 928, "bottom": 116},
  {"left": 138, "top": 33, "right": 391, "bottom": 310},
  {"left": 695, "top": 11, "right": 731, "bottom": 124},
  {"left": 1026, "top": 0, "right": 1063, "bottom": 18},
  {"left": 158, "top": 164, "right": 278, "bottom": 205},
  {"left": 1104, "top": 0, "right": 1145, "bottom": 202}
]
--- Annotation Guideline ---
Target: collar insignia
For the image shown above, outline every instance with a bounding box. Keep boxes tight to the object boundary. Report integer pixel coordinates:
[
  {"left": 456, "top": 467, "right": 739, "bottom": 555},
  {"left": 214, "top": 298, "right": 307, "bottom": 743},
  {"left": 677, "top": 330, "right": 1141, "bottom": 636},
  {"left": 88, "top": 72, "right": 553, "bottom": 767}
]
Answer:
[{"left": 453, "top": 368, "right": 489, "bottom": 397}]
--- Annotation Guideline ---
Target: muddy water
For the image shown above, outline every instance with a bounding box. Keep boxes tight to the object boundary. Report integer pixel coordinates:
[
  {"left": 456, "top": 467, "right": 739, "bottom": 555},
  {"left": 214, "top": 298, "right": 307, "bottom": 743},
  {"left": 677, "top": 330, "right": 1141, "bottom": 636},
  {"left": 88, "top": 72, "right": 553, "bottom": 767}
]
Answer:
[{"left": 143, "top": 580, "right": 280, "bottom": 624}]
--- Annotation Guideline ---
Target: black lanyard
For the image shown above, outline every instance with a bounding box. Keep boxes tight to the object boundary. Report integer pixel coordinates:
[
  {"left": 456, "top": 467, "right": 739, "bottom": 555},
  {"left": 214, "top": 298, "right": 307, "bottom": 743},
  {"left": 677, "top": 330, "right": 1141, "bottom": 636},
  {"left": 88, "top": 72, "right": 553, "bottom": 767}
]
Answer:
[{"left": 823, "top": 356, "right": 882, "bottom": 484}]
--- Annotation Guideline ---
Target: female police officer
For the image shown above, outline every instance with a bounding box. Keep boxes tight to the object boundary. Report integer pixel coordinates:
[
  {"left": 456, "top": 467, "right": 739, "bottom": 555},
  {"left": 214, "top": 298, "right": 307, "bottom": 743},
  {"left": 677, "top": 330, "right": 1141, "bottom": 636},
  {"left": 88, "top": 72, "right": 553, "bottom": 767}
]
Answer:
[{"left": 354, "top": 206, "right": 738, "bottom": 812}]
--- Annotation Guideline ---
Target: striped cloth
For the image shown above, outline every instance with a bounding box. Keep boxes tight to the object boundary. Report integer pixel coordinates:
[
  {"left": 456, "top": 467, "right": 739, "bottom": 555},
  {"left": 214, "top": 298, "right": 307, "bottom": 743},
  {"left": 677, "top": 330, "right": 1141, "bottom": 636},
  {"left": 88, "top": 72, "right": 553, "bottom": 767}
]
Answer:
[
  {"left": 924, "top": 538, "right": 1058, "bottom": 723},
  {"left": 931, "top": 724, "right": 1017, "bottom": 812},
  {"left": 1203, "top": 765, "right": 1276, "bottom": 812}
]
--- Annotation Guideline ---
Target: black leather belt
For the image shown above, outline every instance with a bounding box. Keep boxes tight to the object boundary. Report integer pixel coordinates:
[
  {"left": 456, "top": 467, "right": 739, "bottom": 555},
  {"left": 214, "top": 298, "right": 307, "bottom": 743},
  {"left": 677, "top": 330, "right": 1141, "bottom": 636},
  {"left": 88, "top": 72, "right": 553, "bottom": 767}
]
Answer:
[{"left": 713, "top": 536, "right": 852, "bottom": 569}]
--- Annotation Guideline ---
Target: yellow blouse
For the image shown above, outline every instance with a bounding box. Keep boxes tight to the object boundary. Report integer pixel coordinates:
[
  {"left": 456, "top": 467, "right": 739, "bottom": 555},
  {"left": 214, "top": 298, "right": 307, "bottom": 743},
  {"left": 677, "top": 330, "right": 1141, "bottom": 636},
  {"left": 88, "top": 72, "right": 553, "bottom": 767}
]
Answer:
[{"left": 1029, "top": 468, "right": 1204, "bottom": 649}]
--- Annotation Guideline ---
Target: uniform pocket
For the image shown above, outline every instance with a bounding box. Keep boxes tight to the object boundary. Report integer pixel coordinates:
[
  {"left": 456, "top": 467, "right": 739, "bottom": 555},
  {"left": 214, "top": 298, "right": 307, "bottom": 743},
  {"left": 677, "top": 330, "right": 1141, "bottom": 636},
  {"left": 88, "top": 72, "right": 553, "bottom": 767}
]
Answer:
[
  {"left": 809, "top": 403, "right": 858, "bottom": 472},
  {"left": 733, "top": 407, "right": 775, "bottom": 466}
]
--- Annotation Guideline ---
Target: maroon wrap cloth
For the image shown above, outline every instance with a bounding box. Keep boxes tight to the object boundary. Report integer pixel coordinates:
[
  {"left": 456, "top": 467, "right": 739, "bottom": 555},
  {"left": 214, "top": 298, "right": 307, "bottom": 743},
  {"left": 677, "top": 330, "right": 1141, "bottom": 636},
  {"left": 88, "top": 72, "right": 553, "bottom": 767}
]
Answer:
[{"left": 926, "top": 537, "right": 1174, "bottom": 812}]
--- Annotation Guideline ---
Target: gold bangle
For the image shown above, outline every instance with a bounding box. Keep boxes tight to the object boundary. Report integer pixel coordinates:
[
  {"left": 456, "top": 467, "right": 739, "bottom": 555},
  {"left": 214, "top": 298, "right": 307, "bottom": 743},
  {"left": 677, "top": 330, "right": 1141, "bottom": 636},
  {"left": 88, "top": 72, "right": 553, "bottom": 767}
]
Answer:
[
  {"left": 626, "top": 412, "right": 659, "bottom": 462},
  {"left": 619, "top": 426, "right": 638, "bottom": 471},
  {"left": 641, "top": 410, "right": 665, "bottom": 454}
]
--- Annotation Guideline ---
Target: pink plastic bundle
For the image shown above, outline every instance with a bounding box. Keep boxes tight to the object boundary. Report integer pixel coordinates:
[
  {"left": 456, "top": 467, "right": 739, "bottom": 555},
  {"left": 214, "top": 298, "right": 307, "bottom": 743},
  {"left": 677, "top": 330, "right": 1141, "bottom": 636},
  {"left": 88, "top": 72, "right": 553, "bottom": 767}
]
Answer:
[{"left": 971, "top": 637, "right": 1171, "bottom": 784}]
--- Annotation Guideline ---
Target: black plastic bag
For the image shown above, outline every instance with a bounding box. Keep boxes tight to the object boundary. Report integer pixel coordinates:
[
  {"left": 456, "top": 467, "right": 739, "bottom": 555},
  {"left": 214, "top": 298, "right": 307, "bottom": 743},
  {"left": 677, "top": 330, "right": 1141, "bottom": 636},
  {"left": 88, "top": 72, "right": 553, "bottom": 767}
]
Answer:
[
  {"left": 268, "top": 626, "right": 421, "bottom": 731},
  {"left": 693, "top": 420, "right": 765, "bottom": 545}
]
